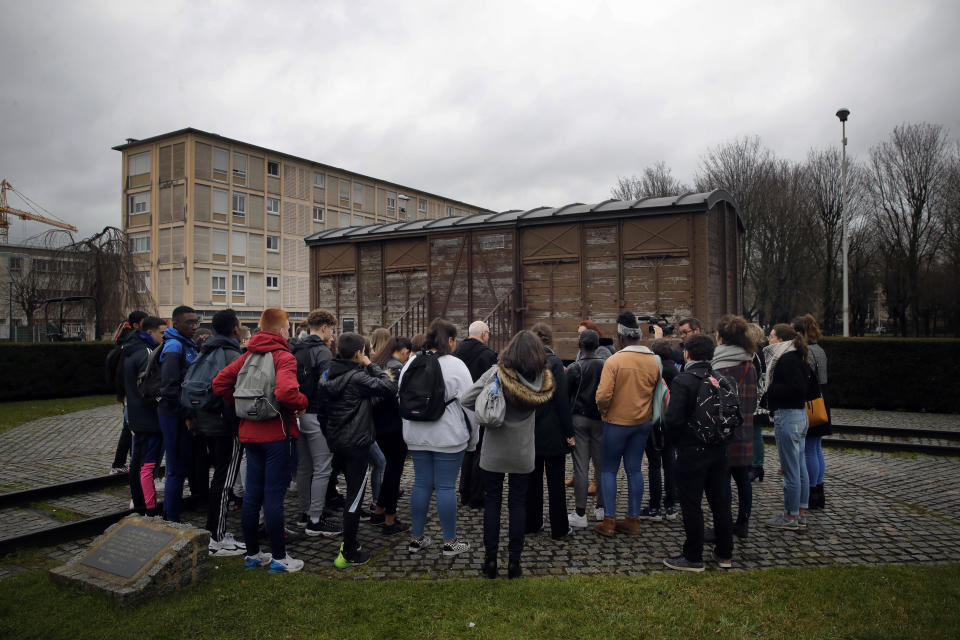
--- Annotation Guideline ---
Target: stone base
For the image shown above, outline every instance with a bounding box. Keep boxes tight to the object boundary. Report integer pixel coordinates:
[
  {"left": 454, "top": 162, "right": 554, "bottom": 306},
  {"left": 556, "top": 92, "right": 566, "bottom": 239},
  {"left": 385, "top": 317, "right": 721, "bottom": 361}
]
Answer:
[{"left": 49, "top": 515, "right": 209, "bottom": 607}]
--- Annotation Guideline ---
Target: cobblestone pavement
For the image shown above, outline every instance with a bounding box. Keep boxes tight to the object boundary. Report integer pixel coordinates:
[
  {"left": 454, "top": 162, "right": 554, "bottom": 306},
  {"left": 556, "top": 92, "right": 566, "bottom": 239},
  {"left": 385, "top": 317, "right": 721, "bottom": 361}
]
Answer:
[
  {"left": 831, "top": 408, "right": 960, "bottom": 433},
  {"left": 1, "top": 404, "right": 959, "bottom": 581}
]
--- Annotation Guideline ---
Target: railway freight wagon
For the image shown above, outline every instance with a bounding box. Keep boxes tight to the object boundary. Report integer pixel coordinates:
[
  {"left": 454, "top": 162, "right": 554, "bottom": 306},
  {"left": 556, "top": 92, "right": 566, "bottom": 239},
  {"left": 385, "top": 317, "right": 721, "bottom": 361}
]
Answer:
[{"left": 305, "top": 190, "right": 743, "bottom": 359}]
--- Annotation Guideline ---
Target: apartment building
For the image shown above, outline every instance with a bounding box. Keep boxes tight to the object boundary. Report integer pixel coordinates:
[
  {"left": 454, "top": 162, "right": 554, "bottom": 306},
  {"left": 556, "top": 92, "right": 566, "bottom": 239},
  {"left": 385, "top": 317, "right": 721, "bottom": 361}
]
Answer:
[{"left": 114, "top": 128, "right": 489, "bottom": 325}]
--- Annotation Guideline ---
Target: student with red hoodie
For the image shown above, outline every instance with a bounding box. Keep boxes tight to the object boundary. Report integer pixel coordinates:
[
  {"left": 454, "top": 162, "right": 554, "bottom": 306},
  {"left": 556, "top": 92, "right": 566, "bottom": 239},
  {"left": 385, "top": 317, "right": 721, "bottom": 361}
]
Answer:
[{"left": 213, "top": 309, "right": 308, "bottom": 573}]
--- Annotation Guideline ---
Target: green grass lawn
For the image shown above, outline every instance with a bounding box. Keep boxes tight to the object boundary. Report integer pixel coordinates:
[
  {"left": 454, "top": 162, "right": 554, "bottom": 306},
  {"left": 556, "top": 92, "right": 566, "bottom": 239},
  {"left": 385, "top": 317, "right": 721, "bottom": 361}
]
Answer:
[
  {"left": 0, "top": 395, "right": 116, "bottom": 436},
  {"left": 0, "top": 560, "right": 957, "bottom": 639}
]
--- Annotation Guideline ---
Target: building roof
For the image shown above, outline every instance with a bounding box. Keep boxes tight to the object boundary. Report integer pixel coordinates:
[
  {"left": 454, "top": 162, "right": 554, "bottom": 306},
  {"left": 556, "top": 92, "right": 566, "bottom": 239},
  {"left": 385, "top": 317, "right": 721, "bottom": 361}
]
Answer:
[
  {"left": 112, "top": 128, "right": 492, "bottom": 214},
  {"left": 305, "top": 190, "right": 742, "bottom": 247}
]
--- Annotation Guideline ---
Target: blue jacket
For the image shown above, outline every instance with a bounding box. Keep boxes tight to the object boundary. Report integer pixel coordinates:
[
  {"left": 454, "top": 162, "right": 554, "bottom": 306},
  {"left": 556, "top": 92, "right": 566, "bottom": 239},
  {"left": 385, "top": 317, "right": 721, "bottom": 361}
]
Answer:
[
  {"left": 122, "top": 330, "right": 161, "bottom": 433},
  {"left": 159, "top": 326, "right": 197, "bottom": 417}
]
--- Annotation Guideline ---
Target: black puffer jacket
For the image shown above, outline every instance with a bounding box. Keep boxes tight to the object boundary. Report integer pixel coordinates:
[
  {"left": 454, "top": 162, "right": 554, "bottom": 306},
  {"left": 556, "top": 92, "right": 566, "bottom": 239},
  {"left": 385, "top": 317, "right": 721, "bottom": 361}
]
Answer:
[
  {"left": 453, "top": 338, "right": 498, "bottom": 382},
  {"left": 566, "top": 352, "right": 604, "bottom": 419},
  {"left": 291, "top": 335, "right": 333, "bottom": 414},
  {"left": 533, "top": 347, "right": 574, "bottom": 456},
  {"left": 319, "top": 358, "right": 397, "bottom": 450}
]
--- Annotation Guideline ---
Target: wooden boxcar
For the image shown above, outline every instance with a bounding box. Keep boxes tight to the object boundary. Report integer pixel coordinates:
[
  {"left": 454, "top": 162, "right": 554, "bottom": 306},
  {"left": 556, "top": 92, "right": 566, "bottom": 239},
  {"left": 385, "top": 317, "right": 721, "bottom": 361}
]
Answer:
[{"left": 305, "top": 190, "right": 743, "bottom": 359}]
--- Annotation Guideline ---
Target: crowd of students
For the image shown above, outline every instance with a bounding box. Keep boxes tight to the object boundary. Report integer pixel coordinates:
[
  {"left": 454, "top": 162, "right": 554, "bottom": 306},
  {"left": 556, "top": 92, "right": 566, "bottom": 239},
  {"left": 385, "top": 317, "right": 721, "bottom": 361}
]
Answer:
[{"left": 107, "top": 304, "right": 829, "bottom": 576}]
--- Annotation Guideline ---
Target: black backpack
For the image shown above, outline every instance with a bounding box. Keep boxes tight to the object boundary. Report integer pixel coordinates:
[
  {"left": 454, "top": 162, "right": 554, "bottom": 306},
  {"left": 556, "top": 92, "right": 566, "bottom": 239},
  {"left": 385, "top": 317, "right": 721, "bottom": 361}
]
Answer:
[
  {"left": 688, "top": 369, "right": 743, "bottom": 444},
  {"left": 398, "top": 350, "right": 454, "bottom": 421},
  {"left": 137, "top": 346, "right": 164, "bottom": 405}
]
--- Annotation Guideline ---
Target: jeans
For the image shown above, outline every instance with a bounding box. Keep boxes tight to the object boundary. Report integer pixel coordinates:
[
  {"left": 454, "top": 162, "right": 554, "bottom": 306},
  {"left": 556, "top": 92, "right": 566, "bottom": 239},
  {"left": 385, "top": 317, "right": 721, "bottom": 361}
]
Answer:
[
  {"left": 296, "top": 413, "right": 333, "bottom": 520},
  {"left": 196, "top": 432, "right": 241, "bottom": 541},
  {"left": 804, "top": 436, "right": 825, "bottom": 486},
  {"left": 646, "top": 439, "right": 676, "bottom": 510},
  {"left": 601, "top": 421, "right": 651, "bottom": 519},
  {"left": 158, "top": 412, "right": 192, "bottom": 522},
  {"left": 337, "top": 445, "right": 371, "bottom": 556},
  {"left": 483, "top": 470, "right": 529, "bottom": 557},
  {"left": 675, "top": 444, "right": 733, "bottom": 562},
  {"left": 368, "top": 441, "right": 386, "bottom": 504},
  {"left": 375, "top": 430, "right": 408, "bottom": 515},
  {"left": 242, "top": 440, "right": 291, "bottom": 559},
  {"left": 525, "top": 454, "right": 568, "bottom": 538},
  {"left": 130, "top": 432, "right": 162, "bottom": 513},
  {"left": 774, "top": 408, "right": 809, "bottom": 515},
  {"left": 409, "top": 449, "right": 465, "bottom": 541},
  {"left": 572, "top": 415, "right": 603, "bottom": 511},
  {"left": 728, "top": 465, "right": 752, "bottom": 522}
]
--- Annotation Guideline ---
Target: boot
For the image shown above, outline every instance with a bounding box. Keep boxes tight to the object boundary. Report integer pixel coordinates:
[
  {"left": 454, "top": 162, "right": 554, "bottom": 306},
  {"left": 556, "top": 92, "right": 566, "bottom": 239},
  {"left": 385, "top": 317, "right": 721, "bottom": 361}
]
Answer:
[
  {"left": 614, "top": 517, "right": 643, "bottom": 536},
  {"left": 507, "top": 556, "right": 522, "bottom": 579},
  {"left": 819, "top": 484, "right": 825, "bottom": 509},
  {"left": 749, "top": 466, "right": 764, "bottom": 482},
  {"left": 594, "top": 516, "right": 616, "bottom": 537},
  {"left": 482, "top": 552, "right": 498, "bottom": 579},
  {"left": 812, "top": 484, "right": 825, "bottom": 510},
  {"left": 733, "top": 516, "right": 749, "bottom": 539}
]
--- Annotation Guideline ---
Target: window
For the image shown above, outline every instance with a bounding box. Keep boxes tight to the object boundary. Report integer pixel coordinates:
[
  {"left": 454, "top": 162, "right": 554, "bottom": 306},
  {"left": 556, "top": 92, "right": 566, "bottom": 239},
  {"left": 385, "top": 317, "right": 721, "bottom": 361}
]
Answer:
[
  {"left": 213, "top": 147, "right": 229, "bottom": 175},
  {"left": 232, "top": 273, "right": 246, "bottom": 296},
  {"left": 418, "top": 198, "right": 427, "bottom": 213},
  {"left": 213, "top": 229, "right": 228, "bottom": 262},
  {"left": 266, "top": 235, "right": 280, "bottom": 252},
  {"left": 213, "top": 188, "right": 228, "bottom": 217},
  {"left": 339, "top": 211, "right": 352, "bottom": 227},
  {"left": 137, "top": 273, "right": 150, "bottom": 294},
  {"left": 386, "top": 191, "right": 396, "bottom": 211},
  {"left": 129, "top": 232, "right": 150, "bottom": 254},
  {"left": 353, "top": 183, "right": 364, "bottom": 206},
  {"left": 232, "top": 231, "right": 246, "bottom": 263},
  {"left": 313, "top": 172, "right": 324, "bottom": 188},
  {"left": 128, "top": 151, "right": 150, "bottom": 176},
  {"left": 312, "top": 206, "right": 324, "bottom": 222},
  {"left": 339, "top": 179, "right": 349, "bottom": 203},
  {"left": 9, "top": 256, "right": 23, "bottom": 274},
  {"left": 127, "top": 192, "right": 150, "bottom": 216},
  {"left": 212, "top": 272, "right": 227, "bottom": 295},
  {"left": 232, "top": 192, "right": 246, "bottom": 223},
  {"left": 267, "top": 198, "right": 280, "bottom": 215},
  {"left": 267, "top": 161, "right": 280, "bottom": 177},
  {"left": 446, "top": 205, "right": 454, "bottom": 217},
  {"left": 266, "top": 274, "right": 279, "bottom": 289},
  {"left": 233, "top": 153, "right": 247, "bottom": 179}
]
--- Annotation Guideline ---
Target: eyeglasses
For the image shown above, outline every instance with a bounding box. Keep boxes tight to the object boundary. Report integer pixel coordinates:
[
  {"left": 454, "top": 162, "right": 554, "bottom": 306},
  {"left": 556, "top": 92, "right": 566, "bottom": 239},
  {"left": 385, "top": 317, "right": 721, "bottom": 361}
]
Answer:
[{"left": 678, "top": 329, "right": 692, "bottom": 337}]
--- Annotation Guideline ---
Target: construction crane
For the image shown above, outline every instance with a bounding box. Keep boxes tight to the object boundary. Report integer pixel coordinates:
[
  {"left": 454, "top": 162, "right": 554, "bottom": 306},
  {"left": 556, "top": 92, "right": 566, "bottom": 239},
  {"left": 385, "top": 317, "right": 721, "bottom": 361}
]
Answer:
[{"left": 0, "top": 179, "right": 78, "bottom": 244}]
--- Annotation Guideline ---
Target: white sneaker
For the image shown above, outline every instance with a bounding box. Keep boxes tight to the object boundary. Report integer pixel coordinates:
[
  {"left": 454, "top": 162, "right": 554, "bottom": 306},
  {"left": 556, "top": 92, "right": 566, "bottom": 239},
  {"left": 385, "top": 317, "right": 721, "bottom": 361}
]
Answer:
[
  {"left": 568, "top": 511, "right": 589, "bottom": 528},
  {"left": 244, "top": 551, "right": 272, "bottom": 569},
  {"left": 209, "top": 532, "right": 247, "bottom": 557},
  {"left": 408, "top": 535, "right": 432, "bottom": 553},
  {"left": 442, "top": 539, "right": 470, "bottom": 557},
  {"left": 269, "top": 554, "right": 304, "bottom": 573},
  {"left": 594, "top": 507, "right": 605, "bottom": 522}
]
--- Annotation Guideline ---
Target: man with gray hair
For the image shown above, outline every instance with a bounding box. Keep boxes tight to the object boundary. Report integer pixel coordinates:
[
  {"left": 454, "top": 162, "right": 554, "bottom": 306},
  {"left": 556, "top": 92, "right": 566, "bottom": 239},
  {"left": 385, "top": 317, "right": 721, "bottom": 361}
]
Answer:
[{"left": 454, "top": 320, "right": 498, "bottom": 509}]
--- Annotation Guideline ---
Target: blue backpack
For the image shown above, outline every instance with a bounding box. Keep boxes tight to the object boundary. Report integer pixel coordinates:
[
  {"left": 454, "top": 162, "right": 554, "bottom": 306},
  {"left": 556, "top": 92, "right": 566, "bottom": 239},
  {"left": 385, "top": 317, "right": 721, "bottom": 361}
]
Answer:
[{"left": 180, "top": 347, "right": 227, "bottom": 412}]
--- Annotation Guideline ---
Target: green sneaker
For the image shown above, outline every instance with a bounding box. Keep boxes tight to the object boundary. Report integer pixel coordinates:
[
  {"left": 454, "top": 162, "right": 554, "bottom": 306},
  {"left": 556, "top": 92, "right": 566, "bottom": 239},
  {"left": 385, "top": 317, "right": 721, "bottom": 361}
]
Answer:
[{"left": 334, "top": 543, "right": 371, "bottom": 569}]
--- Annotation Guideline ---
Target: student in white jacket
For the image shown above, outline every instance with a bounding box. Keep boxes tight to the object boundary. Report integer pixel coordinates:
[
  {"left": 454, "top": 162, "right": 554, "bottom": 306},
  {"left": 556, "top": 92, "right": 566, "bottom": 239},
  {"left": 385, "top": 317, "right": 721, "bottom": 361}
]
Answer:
[{"left": 399, "top": 318, "right": 478, "bottom": 557}]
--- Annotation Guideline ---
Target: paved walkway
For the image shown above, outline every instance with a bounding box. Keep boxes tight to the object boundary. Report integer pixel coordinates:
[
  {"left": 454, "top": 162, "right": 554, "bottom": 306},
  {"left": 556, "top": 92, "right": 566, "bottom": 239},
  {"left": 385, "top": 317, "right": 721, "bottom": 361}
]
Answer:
[{"left": 1, "top": 404, "right": 959, "bottom": 580}]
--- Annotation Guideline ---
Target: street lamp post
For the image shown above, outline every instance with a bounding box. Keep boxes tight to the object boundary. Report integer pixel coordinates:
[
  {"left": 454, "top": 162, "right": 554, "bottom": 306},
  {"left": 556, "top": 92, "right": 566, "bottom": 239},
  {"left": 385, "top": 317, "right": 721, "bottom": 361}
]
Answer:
[{"left": 837, "top": 108, "right": 850, "bottom": 337}]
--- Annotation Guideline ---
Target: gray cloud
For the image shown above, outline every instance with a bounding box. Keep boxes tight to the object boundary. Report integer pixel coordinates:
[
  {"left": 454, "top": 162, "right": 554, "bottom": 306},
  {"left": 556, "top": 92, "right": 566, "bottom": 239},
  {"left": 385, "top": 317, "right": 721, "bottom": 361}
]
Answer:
[{"left": 1, "top": 0, "right": 958, "bottom": 243}]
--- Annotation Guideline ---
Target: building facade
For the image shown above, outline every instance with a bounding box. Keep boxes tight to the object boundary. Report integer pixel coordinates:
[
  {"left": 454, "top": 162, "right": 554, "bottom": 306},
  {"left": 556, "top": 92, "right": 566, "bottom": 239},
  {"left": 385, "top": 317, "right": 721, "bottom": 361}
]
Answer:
[{"left": 114, "top": 128, "right": 489, "bottom": 325}]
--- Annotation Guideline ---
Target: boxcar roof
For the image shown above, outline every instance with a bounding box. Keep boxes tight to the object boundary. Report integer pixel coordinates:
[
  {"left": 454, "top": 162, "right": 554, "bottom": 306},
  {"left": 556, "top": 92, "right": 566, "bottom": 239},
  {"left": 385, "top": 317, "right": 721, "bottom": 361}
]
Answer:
[{"left": 305, "top": 190, "right": 741, "bottom": 246}]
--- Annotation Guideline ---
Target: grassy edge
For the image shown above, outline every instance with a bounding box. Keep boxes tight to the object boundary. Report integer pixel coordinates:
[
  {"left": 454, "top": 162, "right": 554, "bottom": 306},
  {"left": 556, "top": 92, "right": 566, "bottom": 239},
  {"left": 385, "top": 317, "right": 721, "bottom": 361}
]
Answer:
[{"left": 0, "top": 395, "right": 116, "bottom": 436}]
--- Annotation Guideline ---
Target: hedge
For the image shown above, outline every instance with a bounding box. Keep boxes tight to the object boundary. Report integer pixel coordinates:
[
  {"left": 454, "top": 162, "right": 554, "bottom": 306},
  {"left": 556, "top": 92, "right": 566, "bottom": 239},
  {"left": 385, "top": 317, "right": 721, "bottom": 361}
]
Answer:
[
  {"left": 820, "top": 337, "right": 960, "bottom": 413},
  {"left": 0, "top": 342, "right": 116, "bottom": 402}
]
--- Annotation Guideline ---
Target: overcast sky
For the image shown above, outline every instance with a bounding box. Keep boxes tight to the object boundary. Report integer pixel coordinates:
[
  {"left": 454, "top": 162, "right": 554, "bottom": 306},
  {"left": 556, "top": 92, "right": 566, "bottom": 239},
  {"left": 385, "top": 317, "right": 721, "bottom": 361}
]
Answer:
[{"left": 2, "top": 0, "right": 958, "bottom": 243}]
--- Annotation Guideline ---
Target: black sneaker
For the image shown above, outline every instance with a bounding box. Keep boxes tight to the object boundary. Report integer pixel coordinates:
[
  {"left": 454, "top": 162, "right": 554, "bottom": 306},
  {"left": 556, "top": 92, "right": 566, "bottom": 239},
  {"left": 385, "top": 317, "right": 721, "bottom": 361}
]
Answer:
[
  {"left": 663, "top": 555, "right": 705, "bottom": 573},
  {"left": 305, "top": 517, "right": 340, "bottom": 538},
  {"left": 381, "top": 520, "right": 411, "bottom": 536},
  {"left": 327, "top": 493, "right": 346, "bottom": 511},
  {"left": 296, "top": 512, "right": 309, "bottom": 528},
  {"left": 369, "top": 512, "right": 386, "bottom": 526}
]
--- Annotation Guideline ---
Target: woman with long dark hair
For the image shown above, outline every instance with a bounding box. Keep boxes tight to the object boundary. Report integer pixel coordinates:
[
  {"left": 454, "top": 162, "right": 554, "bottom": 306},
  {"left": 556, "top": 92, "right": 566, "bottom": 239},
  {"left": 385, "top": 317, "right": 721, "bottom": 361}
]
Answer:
[
  {"left": 763, "top": 323, "right": 814, "bottom": 531},
  {"left": 794, "top": 314, "right": 830, "bottom": 509},
  {"left": 461, "top": 330, "right": 554, "bottom": 578}
]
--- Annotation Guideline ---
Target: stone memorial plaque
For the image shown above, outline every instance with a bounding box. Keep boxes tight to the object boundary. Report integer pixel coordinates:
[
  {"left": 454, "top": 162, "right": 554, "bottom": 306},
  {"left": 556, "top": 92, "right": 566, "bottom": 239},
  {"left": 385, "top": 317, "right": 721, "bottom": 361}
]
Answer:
[{"left": 81, "top": 524, "right": 176, "bottom": 579}]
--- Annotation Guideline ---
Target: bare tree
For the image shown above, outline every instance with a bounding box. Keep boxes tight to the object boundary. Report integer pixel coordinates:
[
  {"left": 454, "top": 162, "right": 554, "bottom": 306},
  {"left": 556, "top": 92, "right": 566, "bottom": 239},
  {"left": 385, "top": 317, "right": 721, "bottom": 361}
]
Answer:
[
  {"left": 868, "top": 123, "right": 952, "bottom": 335},
  {"left": 612, "top": 161, "right": 689, "bottom": 199},
  {"left": 694, "top": 136, "right": 776, "bottom": 318},
  {"left": 8, "top": 231, "right": 78, "bottom": 337}
]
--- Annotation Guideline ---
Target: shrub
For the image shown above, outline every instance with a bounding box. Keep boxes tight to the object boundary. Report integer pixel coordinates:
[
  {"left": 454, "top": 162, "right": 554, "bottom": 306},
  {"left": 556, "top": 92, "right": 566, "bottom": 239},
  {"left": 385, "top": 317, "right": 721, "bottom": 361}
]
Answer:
[
  {"left": 0, "top": 342, "right": 116, "bottom": 401},
  {"left": 820, "top": 337, "right": 960, "bottom": 413}
]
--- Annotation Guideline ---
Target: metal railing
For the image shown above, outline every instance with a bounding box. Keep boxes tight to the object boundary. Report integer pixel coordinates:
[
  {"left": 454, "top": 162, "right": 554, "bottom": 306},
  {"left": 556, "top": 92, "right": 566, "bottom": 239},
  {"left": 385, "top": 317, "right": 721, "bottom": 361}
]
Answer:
[
  {"left": 482, "top": 288, "right": 515, "bottom": 355},
  {"left": 388, "top": 295, "right": 427, "bottom": 339}
]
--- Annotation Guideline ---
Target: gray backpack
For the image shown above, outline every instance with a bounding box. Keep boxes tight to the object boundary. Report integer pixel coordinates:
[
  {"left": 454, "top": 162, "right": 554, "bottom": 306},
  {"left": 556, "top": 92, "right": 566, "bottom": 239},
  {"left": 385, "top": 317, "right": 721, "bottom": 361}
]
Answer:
[{"left": 234, "top": 352, "right": 280, "bottom": 421}]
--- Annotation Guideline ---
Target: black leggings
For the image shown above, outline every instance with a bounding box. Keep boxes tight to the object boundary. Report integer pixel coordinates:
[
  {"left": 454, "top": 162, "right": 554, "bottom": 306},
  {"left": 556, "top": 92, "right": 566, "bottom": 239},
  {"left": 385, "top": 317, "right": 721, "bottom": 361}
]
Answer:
[
  {"left": 375, "top": 430, "right": 407, "bottom": 516},
  {"left": 337, "top": 445, "right": 371, "bottom": 556}
]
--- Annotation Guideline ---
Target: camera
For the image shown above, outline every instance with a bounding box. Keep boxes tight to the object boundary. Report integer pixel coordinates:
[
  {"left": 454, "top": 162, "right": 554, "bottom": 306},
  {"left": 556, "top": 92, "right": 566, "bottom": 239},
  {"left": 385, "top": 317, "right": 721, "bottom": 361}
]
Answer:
[{"left": 637, "top": 313, "right": 675, "bottom": 336}]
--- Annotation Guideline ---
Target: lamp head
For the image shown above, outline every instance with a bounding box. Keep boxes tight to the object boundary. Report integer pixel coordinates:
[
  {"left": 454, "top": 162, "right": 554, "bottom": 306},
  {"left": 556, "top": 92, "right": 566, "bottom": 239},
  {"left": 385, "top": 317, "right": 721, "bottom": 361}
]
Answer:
[{"left": 836, "top": 108, "right": 850, "bottom": 122}]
